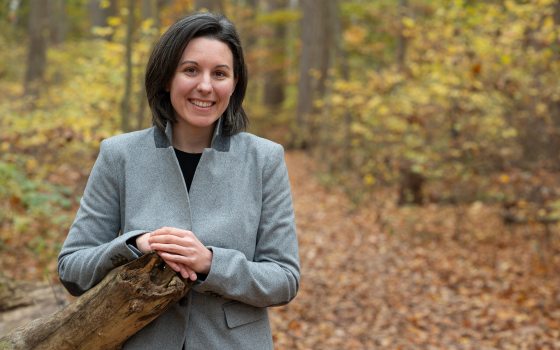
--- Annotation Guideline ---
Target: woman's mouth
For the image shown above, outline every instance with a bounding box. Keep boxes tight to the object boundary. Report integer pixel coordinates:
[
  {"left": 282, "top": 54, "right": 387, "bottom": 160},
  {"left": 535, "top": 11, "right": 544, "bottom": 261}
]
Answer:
[{"left": 189, "top": 99, "right": 214, "bottom": 108}]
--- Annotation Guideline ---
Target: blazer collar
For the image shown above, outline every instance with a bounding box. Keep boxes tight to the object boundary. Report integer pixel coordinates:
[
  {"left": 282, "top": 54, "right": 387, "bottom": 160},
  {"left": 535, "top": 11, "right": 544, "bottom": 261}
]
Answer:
[{"left": 154, "top": 117, "right": 230, "bottom": 152}]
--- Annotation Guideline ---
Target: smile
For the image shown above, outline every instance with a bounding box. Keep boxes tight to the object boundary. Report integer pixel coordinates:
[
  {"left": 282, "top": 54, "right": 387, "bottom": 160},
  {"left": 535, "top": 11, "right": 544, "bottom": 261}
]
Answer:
[{"left": 189, "top": 99, "right": 215, "bottom": 108}]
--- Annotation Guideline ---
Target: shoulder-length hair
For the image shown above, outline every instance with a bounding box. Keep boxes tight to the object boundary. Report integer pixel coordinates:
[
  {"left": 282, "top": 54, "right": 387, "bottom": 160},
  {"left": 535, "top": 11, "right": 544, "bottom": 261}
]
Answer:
[{"left": 145, "top": 12, "right": 248, "bottom": 136}]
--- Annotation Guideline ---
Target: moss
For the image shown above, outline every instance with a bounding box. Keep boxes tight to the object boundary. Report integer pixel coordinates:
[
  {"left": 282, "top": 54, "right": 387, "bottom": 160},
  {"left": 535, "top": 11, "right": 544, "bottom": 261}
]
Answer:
[{"left": 0, "top": 339, "right": 14, "bottom": 350}]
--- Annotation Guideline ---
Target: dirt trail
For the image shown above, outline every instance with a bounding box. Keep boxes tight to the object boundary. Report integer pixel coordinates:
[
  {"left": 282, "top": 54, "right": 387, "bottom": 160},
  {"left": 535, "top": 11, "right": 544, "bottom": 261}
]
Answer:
[{"left": 271, "top": 151, "right": 560, "bottom": 349}]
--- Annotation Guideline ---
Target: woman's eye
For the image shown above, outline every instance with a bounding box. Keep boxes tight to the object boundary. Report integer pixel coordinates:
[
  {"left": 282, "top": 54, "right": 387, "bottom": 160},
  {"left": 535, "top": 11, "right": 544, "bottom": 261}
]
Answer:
[
  {"left": 214, "top": 71, "right": 227, "bottom": 79},
  {"left": 184, "top": 67, "right": 197, "bottom": 75}
]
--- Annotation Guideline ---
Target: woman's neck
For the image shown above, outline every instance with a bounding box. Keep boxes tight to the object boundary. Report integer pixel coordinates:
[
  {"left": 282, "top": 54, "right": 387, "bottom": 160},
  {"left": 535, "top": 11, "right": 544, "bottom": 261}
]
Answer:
[{"left": 172, "top": 122, "right": 215, "bottom": 154}]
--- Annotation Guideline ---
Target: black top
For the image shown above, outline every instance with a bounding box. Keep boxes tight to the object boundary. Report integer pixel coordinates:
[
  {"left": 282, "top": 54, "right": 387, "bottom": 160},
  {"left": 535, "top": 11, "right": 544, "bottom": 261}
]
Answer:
[{"left": 174, "top": 148, "right": 202, "bottom": 192}]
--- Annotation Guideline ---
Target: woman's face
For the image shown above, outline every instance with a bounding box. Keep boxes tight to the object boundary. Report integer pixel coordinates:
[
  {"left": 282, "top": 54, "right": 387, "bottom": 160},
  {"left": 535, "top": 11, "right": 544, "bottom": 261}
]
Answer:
[{"left": 168, "top": 37, "right": 236, "bottom": 133}]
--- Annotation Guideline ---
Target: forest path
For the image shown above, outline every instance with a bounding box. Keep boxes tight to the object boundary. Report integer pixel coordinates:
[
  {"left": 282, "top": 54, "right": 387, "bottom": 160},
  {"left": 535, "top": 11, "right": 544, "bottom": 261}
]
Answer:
[
  {"left": 1, "top": 151, "right": 558, "bottom": 348},
  {"left": 270, "top": 151, "right": 559, "bottom": 349}
]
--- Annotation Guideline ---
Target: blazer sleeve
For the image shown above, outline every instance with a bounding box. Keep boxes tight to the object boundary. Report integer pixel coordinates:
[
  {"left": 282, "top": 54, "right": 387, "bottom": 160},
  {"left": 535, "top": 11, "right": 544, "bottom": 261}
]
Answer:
[
  {"left": 57, "top": 140, "right": 147, "bottom": 296},
  {"left": 194, "top": 143, "right": 300, "bottom": 307}
]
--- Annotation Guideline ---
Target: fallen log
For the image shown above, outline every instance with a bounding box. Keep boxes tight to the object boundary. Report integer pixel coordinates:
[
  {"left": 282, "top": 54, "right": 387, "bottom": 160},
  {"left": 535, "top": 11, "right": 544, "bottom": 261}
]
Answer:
[{"left": 0, "top": 253, "right": 192, "bottom": 350}]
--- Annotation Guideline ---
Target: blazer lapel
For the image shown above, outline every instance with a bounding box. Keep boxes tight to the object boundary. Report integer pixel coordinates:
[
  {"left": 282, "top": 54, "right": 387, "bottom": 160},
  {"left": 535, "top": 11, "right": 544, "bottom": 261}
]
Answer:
[
  {"left": 153, "top": 123, "right": 194, "bottom": 230},
  {"left": 151, "top": 119, "right": 230, "bottom": 232}
]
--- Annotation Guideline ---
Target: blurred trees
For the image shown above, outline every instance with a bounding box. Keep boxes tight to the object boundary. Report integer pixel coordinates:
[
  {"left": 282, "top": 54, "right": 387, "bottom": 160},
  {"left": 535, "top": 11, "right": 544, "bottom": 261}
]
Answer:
[
  {"left": 262, "top": 0, "right": 287, "bottom": 111},
  {"left": 194, "top": 0, "right": 224, "bottom": 12},
  {"left": 89, "top": 0, "right": 118, "bottom": 31},
  {"left": 7, "top": 0, "right": 560, "bottom": 203},
  {"left": 121, "top": 0, "right": 135, "bottom": 132},
  {"left": 295, "top": 0, "right": 336, "bottom": 148},
  {"left": 24, "top": 1, "right": 48, "bottom": 96},
  {"left": 48, "top": 0, "right": 67, "bottom": 45},
  {"left": 1, "top": 0, "right": 560, "bottom": 279}
]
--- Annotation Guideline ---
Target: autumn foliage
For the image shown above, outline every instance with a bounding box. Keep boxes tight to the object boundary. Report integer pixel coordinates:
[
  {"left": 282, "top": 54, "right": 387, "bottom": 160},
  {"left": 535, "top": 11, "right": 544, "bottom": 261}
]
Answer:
[{"left": 1, "top": 0, "right": 559, "bottom": 348}]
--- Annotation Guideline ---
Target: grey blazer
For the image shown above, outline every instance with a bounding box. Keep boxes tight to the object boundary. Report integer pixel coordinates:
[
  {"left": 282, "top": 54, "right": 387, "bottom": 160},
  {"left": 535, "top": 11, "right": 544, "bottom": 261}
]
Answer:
[{"left": 57, "top": 120, "right": 300, "bottom": 349}]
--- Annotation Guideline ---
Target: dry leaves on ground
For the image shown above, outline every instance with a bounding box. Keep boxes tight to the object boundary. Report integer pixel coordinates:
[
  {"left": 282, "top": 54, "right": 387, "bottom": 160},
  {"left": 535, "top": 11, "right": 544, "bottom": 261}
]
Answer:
[{"left": 270, "top": 151, "right": 560, "bottom": 350}]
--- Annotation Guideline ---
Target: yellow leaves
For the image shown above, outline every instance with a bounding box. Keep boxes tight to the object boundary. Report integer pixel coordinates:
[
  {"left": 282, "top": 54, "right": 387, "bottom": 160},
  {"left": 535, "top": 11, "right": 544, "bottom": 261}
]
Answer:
[
  {"left": 25, "top": 158, "right": 38, "bottom": 173},
  {"left": 366, "top": 96, "right": 382, "bottom": 111},
  {"left": 333, "top": 80, "right": 362, "bottom": 93},
  {"left": 536, "top": 0, "right": 555, "bottom": 5},
  {"left": 377, "top": 105, "right": 390, "bottom": 116},
  {"left": 331, "top": 94, "right": 344, "bottom": 106},
  {"left": 430, "top": 82, "right": 449, "bottom": 97},
  {"left": 350, "top": 122, "right": 372, "bottom": 138},
  {"left": 536, "top": 103, "right": 548, "bottom": 116},
  {"left": 402, "top": 17, "right": 416, "bottom": 38},
  {"left": 363, "top": 174, "right": 376, "bottom": 186},
  {"left": 402, "top": 17, "right": 415, "bottom": 29},
  {"left": 99, "top": 0, "right": 111, "bottom": 9},
  {"left": 472, "top": 36, "right": 492, "bottom": 56},
  {"left": 500, "top": 55, "right": 512, "bottom": 65},
  {"left": 256, "top": 9, "right": 301, "bottom": 25},
  {"left": 91, "top": 26, "right": 114, "bottom": 38},
  {"left": 501, "top": 128, "right": 517, "bottom": 139},
  {"left": 542, "top": 15, "right": 555, "bottom": 32},
  {"left": 499, "top": 174, "right": 510, "bottom": 184},
  {"left": 344, "top": 25, "right": 367, "bottom": 47},
  {"left": 107, "top": 16, "right": 122, "bottom": 27}
]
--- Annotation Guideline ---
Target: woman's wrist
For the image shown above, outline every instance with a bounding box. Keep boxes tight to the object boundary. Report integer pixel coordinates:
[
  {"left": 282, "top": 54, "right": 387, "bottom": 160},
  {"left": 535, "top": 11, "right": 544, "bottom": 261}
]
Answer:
[{"left": 201, "top": 247, "right": 213, "bottom": 274}]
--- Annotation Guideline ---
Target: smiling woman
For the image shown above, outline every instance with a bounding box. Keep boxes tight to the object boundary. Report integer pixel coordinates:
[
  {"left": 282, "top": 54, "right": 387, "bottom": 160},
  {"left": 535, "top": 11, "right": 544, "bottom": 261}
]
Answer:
[
  {"left": 57, "top": 12, "right": 300, "bottom": 350},
  {"left": 169, "top": 37, "right": 237, "bottom": 153}
]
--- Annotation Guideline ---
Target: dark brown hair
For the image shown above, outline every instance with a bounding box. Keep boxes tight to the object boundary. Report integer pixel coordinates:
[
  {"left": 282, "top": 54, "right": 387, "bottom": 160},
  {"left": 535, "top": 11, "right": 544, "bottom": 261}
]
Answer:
[{"left": 145, "top": 13, "right": 248, "bottom": 136}]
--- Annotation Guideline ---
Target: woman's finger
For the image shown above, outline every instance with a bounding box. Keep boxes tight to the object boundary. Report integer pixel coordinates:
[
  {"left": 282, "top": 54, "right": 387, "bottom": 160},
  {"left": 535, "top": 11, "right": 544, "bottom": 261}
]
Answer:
[
  {"left": 158, "top": 251, "right": 193, "bottom": 265},
  {"left": 158, "top": 252, "right": 197, "bottom": 281},
  {"left": 150, "top": 227, "right": 193, "bottom": 238},
  {"left": 150, "top": 242, "right": 191, "bottom": 255}
]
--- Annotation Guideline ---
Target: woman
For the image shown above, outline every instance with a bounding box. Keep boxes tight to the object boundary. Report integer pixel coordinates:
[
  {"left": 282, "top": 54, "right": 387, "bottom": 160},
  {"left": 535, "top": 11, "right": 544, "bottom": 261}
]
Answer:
[{"left": 58, "top": 12, "right": 300, "bottom": 349}]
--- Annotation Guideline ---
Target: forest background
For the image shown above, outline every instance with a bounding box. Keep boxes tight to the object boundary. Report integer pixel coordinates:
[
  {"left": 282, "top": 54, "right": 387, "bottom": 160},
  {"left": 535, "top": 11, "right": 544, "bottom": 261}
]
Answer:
[{"left": 1, "top": 0, "right": 559, "bottom": 348}]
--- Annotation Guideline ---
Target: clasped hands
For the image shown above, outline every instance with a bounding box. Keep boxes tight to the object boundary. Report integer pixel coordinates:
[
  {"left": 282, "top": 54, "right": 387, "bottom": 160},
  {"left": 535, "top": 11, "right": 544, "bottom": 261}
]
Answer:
[{"left": 135, "top": 227, "right": 212, "bottom": 281}]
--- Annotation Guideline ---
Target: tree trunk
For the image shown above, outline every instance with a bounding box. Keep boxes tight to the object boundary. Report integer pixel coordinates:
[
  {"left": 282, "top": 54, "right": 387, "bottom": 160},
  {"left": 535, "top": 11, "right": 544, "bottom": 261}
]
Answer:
[
  {"left": 48, "top": 0, "right": 66, "bottom": 45},
  {"left": 241, "top": 0, "right": 259, "bottom": 49},
  {"left": 121, "top": 0, "right": 135, "bottom": 133},
  {"left": 137, "top": 0, "right": 161, "bottom": 130},
  {"left": 142, "top": 0, "right": 161, "bottom": 28},
  {"left": 89, "top": 0, "right": 118, "bottom": 39},
  {"left": 294, "top": 0, "right": 336, "bottom": 148},
  {"left": 24, "top": 0, "right": 49, "bottom": 97},
  {"left": 0, "top": 253, "right": 191, "bottom": 350},
  {"left": 320, "top": 0, "right": 349, "bottom": 171},
  {"left": 262, "top": 0, "right": 287, "bottom": 109},
  {"left": 396, "top": 0, "right": 408, "bottom": 71}
]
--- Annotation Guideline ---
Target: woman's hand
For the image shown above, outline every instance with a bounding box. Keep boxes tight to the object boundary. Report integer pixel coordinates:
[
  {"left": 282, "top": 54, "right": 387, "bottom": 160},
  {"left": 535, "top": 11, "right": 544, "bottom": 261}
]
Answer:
[
  {"left": 135, "top": 232, "right": 153, "bottom": 253},
  {"left": 148, "top": 227, "right": 213, "bottom": 281}
]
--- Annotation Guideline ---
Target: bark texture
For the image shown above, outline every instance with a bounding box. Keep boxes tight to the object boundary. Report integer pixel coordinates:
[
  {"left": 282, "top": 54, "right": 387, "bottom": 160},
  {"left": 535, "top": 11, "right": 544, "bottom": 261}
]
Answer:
[
  {"left": 295, "top": 0, "right": 337, "bottom": 148},
  {"left": 0, "top": 253, "right": 191, "bottom": 350}
]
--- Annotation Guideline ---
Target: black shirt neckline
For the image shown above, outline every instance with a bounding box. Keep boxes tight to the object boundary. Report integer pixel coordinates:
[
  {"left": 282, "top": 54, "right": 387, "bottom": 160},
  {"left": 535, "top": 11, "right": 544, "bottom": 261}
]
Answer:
[{"left": 173, "top": 148, "right": 202, "bottom": 192}]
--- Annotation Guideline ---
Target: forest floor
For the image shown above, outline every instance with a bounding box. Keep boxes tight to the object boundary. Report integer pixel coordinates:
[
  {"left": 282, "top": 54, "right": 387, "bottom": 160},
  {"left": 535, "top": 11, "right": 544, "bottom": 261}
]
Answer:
[
  {"left": 270, "top": 151, "right": 560, "bottom": 350},
  {"left": 1, "top": 151, "right": 560, "bottom": 349}
]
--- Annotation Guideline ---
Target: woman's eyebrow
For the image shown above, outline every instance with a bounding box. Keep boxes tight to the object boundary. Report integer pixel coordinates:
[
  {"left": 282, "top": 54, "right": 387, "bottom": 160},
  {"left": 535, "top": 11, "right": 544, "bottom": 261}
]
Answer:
[
  {"left": 178, "top": 60, "right": 231, "bottom": 70},
  {"left": 179, "top": 60, "right": 198, "bottom": 66}
]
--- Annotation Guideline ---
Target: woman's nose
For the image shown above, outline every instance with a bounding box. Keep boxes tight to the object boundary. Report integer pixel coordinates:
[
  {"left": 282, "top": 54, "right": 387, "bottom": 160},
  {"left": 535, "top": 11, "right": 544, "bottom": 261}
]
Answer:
[{"left": 196, "top": 74, "right": 212, "bottom": 94}]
